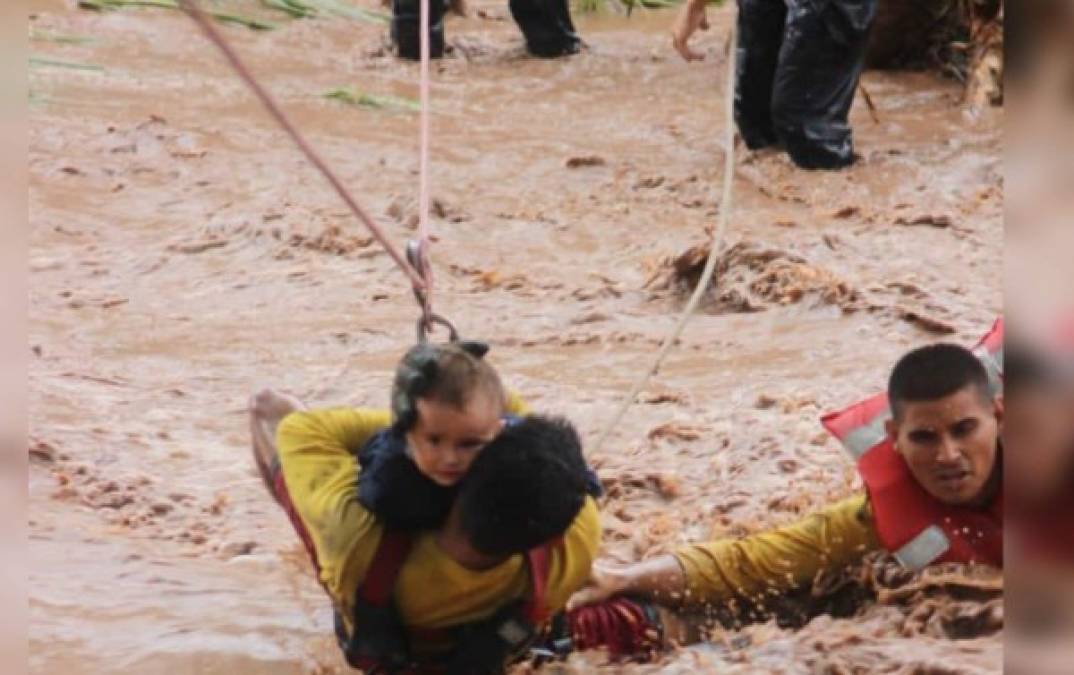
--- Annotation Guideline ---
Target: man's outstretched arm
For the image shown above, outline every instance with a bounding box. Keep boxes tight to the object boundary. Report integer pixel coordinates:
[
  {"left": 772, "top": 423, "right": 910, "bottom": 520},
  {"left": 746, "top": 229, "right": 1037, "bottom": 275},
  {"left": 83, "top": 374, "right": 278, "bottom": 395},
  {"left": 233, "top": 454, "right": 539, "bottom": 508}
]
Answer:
[{"left": 570, "top": 495, "right": 879, "bottom": 611}]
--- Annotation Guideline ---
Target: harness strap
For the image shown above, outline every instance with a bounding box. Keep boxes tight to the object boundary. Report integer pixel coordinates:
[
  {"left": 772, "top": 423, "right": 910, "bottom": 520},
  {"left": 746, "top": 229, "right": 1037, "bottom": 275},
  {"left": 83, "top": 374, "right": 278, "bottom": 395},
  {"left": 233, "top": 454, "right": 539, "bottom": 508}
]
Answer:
[
  {"left": 408, "top": 541, "right": 555, "bottom": 645},
  {"left": 522, "top": 543, "right": 552, "bottom": 625},
  {"left": 359, "top": 529, "right": 415, "bottom": 607},
  {"left": 347, "top": 533, "right": 557, "bottom": 673}
]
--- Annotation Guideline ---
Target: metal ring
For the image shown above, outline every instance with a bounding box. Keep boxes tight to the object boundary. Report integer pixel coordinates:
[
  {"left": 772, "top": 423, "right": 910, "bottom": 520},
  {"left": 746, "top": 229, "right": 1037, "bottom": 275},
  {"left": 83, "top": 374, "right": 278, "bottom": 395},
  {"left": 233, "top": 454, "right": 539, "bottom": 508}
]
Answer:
[{"left": 416, "top": 313, "right": 459, "bottom": 344}]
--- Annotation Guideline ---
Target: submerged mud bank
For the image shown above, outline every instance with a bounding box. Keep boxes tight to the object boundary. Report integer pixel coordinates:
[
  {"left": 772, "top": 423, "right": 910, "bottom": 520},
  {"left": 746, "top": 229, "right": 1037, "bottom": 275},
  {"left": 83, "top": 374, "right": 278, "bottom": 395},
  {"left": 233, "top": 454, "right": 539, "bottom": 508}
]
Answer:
[{"left": 29, "top": 0, "right": 1001, "bottom": 672}]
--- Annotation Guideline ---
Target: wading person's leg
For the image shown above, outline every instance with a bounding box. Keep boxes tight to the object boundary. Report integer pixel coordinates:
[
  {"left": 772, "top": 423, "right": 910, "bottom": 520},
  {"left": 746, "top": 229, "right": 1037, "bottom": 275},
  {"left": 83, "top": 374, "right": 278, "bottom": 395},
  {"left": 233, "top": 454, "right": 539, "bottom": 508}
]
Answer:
[
  {"left": 391, "top": 0, "right": 448, "bottom": 60},
  {"left": 770, "top": 0, "right": 876, "bottom": 169},
  {"left": 734, "top": 0, "right": 788, "bottom": 149},
  {"left": 509, "top": 0, "right": 581, "bottom": 57}
]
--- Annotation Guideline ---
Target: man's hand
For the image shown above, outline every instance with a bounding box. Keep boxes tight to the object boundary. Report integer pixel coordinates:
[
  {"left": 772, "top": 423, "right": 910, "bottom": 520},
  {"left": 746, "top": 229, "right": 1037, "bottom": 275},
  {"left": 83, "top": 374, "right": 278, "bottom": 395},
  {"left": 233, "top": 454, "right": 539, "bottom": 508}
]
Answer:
[
  {"left": 566, "top": 560, "right": 634, "bottom": 610},
  {"left": 671, "top": 0, "right": 710, "bottom": 62}
]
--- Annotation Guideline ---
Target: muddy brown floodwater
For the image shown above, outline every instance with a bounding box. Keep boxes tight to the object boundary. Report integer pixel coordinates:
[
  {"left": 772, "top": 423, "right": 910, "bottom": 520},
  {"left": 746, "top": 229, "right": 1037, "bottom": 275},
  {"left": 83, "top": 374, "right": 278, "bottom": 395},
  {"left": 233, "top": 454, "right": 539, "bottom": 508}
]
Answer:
[{"left": 28, "top": 0, "right": 1002, "bottom": 672}]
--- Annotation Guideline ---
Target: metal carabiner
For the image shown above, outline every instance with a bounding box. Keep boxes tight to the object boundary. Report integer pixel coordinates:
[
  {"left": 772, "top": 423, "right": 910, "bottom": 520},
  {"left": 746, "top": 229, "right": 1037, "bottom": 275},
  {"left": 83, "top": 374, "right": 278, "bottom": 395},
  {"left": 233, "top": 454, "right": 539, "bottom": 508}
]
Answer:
[
  {"left": 406, "top": 239, "right": 460, "bottom": 344},
  {"left": 406, "top": 239, "right": 430, "bottom": 311}
]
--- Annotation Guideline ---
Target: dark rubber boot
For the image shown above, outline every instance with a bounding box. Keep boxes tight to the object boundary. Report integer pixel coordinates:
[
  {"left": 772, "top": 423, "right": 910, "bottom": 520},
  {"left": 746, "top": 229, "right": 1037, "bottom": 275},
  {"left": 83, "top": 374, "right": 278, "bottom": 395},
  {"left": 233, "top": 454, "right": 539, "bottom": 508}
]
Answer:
[{"left": 391, "top": 0, "right": 446, "bottom": 60}]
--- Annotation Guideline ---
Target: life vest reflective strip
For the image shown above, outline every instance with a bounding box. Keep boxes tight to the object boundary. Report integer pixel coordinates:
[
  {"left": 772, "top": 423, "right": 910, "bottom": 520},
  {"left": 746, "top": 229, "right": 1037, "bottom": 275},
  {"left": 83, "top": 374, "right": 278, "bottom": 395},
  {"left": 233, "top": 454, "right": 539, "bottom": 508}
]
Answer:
[{"left": 821, "top": 318, "right": 1004, "bottom": 570}]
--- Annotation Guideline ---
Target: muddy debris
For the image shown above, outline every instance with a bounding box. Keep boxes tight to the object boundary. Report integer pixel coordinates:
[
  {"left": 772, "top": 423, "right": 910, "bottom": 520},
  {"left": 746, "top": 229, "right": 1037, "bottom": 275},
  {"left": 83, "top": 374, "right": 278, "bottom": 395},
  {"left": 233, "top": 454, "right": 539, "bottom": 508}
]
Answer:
[
  {"left": 29, "top": 438, "right": 60, "bottom": 463},
  {"left": 647, "top": 421, "right": 705, "bottom": 442},
  {"left": 634, "top": 175, "right": 666, "bottom": 190},
  {"left": 167, "top": 238, "right": 228, "bottom": 255},
  {"left": 451, "top": 265, "right": 531, "bottom": 292},
  {"left": 569, "top": 310, "right": 611, "bottom": 325},
  {"left": 387, "top": 196, "right": 470, "bottom": 225},
  {"left": 830, "top": 205, "right": 861, "bottom": 219},
  {"left": 896, "top": 213, "right": 955, "bottom": 229},
  {"left": 284, "top": 224, "right": 375, "bottom": 257},
  {"left": 895, "top": 307, "right": 957, "bottom": 335},
  {"left": 754, "top": 394, "right": 779, "bottom": 410},
  {"left": 649, "top": 240, "right": 861, "bottom": 314},
  {"left": 565, "top": 155, "right": 606, "bottom": 169},
  {"left": 638, "top": 389, "right": 687, "bottom": 405},
  {"left": 218, "top": 540, "right": 258, "bottom": 559}
]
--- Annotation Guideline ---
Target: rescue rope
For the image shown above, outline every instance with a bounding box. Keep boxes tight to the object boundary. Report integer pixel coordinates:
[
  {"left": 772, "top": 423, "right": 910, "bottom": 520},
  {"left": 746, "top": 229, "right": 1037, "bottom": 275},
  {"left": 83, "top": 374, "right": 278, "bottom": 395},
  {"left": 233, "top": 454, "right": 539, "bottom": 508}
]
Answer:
[
  {"left": 416, "top": 0, "right": 434, "bottom": 307},
  {"left": 591, "top": 26, "right": 738, "bottom": 455},
  {"left": 177, "top": 0, "right": 426, "bottom": 293},
  {"left": 410, "top": 0, "right": 442, "bottom": 340}
]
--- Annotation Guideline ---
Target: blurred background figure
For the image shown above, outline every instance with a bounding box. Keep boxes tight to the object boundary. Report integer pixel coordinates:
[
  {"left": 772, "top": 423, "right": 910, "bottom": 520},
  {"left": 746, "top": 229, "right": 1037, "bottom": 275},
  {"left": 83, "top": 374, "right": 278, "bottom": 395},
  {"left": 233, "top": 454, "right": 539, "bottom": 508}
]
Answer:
[{"left": 1005, "top": 3, "right": 1074, "bottom": 672}]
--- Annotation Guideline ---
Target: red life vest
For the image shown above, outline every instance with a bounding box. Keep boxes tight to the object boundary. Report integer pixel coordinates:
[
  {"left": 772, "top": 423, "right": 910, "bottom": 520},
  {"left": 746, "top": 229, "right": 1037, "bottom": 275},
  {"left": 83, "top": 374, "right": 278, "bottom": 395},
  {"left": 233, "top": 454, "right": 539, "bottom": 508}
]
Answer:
[{"left": 821, "top": 319, "right": 1004, "bottom": 570}]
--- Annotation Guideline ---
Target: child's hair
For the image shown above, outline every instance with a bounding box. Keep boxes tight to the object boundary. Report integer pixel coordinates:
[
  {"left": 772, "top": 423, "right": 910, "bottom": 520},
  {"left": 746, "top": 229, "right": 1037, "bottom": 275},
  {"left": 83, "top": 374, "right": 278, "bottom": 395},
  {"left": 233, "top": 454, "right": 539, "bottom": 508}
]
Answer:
[
  {"left": 888, "top": 343, "right": 992, "bottom": 421},
  {"left": 391, "top": 342, "right": 506, "bottom": 432},
  {"left": 456, "top": 415, "right": 589, "bottom": 556}
]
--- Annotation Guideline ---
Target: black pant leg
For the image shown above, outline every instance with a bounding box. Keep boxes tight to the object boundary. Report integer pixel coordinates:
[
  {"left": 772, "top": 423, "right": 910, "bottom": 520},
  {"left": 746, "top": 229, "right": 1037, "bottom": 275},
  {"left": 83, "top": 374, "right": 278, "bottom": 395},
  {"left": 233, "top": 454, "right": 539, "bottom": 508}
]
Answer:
[
  {"left": 770, "top": 0, "right": 877, "bottom": 169},
  {"left": 509, "top": 0, "right": 582, "bottom": 58},
  {"left": 391, "top": 0, "right": 447, "bottom": 60},
  {"left": 734, "top": 0, "right": 788, "bottom": 149}
]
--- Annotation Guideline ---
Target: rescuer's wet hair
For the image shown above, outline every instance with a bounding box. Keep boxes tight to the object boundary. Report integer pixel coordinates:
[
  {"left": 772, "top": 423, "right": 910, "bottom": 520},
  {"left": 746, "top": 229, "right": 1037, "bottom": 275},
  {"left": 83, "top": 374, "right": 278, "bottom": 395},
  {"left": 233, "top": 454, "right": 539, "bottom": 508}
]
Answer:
[
  {"left": 457, "top": 415, "right": 588, "bottom": 556},
  {"left": 888, "top": 343, "right": 993, "bottom": 420}
]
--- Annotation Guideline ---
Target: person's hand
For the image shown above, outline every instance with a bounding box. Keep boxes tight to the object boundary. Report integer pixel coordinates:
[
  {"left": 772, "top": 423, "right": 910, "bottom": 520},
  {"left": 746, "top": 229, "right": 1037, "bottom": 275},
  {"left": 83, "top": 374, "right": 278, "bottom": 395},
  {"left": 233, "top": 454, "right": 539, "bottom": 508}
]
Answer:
[
  {"left": 671, "top": 0, "right": 709, "bottom": 62},
  {"left": 249, "top": 389, "right": 306, "bottom": 421},
  {"left": 566, "top": 560, "right": 635, "bottom": 610}
]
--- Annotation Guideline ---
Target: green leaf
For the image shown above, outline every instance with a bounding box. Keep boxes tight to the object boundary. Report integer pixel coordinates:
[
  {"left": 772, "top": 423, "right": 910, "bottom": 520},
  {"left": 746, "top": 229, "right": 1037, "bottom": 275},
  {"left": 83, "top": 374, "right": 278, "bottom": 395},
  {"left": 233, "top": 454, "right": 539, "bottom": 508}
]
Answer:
[
  {"left": 78, "top": 0, "right": 278, "bottom": 31},
  {"left": 29, "top": 55, "right": 105, "bottom": 71},
  {"left": 324, "top": 87, "right": 422, "bottom": 112},
  {"left": 259, "top": 0, "right": 388, "bottom": 22},
  {"left": 29, "top": 30, "right": 97, "bottom": 44}
]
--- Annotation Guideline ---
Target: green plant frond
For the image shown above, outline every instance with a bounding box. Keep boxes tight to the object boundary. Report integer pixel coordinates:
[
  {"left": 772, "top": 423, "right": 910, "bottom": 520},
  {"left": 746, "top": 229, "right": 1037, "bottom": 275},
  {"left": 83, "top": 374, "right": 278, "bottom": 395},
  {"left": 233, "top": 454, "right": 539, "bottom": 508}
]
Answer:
[
  {"left": 575, "top": 0, "right": 723, "bottom": 15},
  {"left": 324, "top": 87, "right": 421, "bottom": 112},
  {"left": 29, "top": 55, "right": 106, "bottom": 71},
  {"left": 261, "top": 0, "right": 389, "bottom": 22},
  {"left": 78, "top": 0, "right": 278, "bottom": 30},
  {"left": 29, "top": 30, "right": 97, "bottom": 44}
]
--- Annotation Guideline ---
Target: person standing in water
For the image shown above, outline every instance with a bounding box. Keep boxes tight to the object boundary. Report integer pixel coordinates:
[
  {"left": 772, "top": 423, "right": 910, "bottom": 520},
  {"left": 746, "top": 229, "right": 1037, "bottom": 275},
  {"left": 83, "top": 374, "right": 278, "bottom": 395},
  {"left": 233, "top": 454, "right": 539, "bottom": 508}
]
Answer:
[
  {"left": 671, "top": 0, "right": 878, "bottom": 169},
  {"left": 391, "top": 0, "right": 581, "bottom": 60}
]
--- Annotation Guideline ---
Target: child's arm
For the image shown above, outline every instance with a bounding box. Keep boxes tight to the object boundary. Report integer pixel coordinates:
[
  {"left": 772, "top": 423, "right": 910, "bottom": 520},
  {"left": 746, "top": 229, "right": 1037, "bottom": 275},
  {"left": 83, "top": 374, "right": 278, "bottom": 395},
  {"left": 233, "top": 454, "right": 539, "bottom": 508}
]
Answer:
[{"left": 357, "top": 431, "right": 456, "bottom": 530}]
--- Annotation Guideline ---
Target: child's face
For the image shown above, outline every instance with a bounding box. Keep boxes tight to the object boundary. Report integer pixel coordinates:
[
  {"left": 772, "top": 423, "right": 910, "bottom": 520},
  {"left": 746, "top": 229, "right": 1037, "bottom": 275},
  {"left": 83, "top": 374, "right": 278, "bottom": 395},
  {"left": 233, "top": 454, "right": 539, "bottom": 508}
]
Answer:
[{"left": 407, "top": 393, "right": 504, "bottom": 486}]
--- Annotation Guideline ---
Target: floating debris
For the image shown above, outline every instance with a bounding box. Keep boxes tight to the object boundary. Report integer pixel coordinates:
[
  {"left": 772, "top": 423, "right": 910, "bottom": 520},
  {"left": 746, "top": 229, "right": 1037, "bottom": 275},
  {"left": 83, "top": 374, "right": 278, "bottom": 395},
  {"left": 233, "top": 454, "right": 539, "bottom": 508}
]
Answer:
[{"left": 649, "top": 239, "right": 861, "bottom": 314}]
